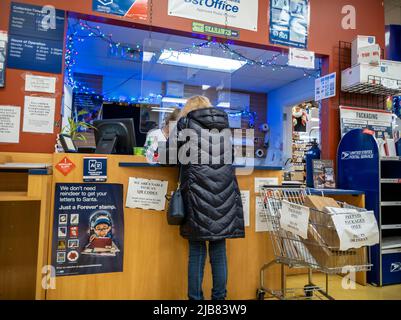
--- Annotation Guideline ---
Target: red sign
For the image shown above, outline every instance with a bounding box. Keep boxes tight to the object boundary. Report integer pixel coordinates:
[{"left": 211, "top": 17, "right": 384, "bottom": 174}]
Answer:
[{"left": 55, "top": 157, "right": 76, "bottom": 176}]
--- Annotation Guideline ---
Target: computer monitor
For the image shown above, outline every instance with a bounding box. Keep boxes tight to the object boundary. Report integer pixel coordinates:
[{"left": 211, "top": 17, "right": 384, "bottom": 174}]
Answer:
[{"left": 93, "top": 119, "right": 136, "bottom": 155}]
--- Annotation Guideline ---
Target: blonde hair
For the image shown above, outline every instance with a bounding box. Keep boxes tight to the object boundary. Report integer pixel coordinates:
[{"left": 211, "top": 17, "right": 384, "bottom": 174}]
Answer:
[{"left": 180, "top": 95, "right": 212, "bottom": 117}]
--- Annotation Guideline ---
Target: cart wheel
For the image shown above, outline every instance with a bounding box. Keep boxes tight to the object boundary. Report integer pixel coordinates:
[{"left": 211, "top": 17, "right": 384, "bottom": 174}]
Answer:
[
  {"left": 304, "top": 285, "right": 314, "bottom": 298},
  {"left": 256, "top": 289, "right": 266, "bottom": 300}
]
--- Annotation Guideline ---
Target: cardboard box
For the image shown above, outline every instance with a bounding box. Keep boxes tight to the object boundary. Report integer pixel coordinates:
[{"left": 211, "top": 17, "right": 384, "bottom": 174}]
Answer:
[
  {"left": 380, "top": 60, "right": 401, "bottom": 80},
  {"left": 341, "top": 64, "right": 389, "bottom": 90},
  {"left": 305, "top": 225, "right": 368, "bottom": 269},
  {"left": 352, "top": 35, "right": 376, "bottom": 52},
  {"left": 304, "top": 195, "right": 339, "bottom": 211},
  {"left": 352, "top": 44, "right": 381, "bottom": 66},
  {"left": 304, "top": 196, "right": 340, "bottom": 248}
]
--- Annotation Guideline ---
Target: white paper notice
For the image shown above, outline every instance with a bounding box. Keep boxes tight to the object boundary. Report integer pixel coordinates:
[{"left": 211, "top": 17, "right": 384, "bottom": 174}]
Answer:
[
  {"left": 0, "top": 106, "right": 20, "bottom": 143},
  {"left": 126, "top": 177, "right": 168, "bottom": 211},
  {"left": 289, "top": 48, "right": 315, "bottom": 69},
  {"left": 25, "top": 75, "right": 57, "bottom": 93},
  {"left": 255, "top": 196, "right": 271, "bottom": 232},
  {"left": 254, "top": 177, "right": 279, "bottom": 193},
  {"left": 280, "top": 200, "right": 310, "bottom": 239},
  {"left": 331, "top": 211, "right": 379, "bottom": 251},
  {"left": 240, "top": 191, "right": 250, "bottom": 227},
  {"left": 23, "top": 96, "right": 56, "bottom": 134}
]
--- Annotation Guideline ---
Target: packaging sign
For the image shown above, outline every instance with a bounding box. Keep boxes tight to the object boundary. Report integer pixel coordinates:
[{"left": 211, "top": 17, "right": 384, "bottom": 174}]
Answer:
[
  {"left": 315, "top": 72, "right": 336, "bottom": 101},
  {"left": 23, "top": 96, "right": 56, "bottom": 133},
  {"left": 254, "top": 177, "right": 279, "bottom": 193},
  {"left": 7, "top": 2, "right": 65, "bottom": 73},
  {"left": 55, "top": 157, "right": 76, "bottom": 176},
  {"left": 340, "top": 106, "right": 393, "bottom": 139},
  {"left": 25, "top": 74, "right": 56, "bottom": 93},
  {"left": 0, "top": 31, "right": 7, "bottom": 87},
  {"left": 288, "top": 48, "right": 315, "bottom": 69},
  {"left": 331, "top": 210, "right": 379, "bottom": 251},
  {"left": 52, "top": 183, "right": 124, "bottom": 276},
  {"left": 93, "top": 0, "right": 148, "bottom": 20},
  {"left": 192, "top": 21, "right": 239, "bottom": 38},
  {"left": 280, "top": 200, "right": 310, "bottom": 239},
  {"left": 168, "top": 0, "right": 258, "bottom": 31},
  {"left": 126, "top": 177, "right": 168, "bottom": 211},
  {"left": 0, "top": 105, "right": 20, "bottom": 144},
  {"left": 83, "top": 157, "right": 108, "bottom": 182},
  {"left": 269, "top": 0, "right": 310, "bottom": 48},
  {"left": 240, "top": 190, "right": 250, "bottom": 227}
]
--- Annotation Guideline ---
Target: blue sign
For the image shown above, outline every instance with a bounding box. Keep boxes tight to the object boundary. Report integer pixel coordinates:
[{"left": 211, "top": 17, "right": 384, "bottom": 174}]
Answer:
[
  {"left": 83, "top": 157, "right": 108, "bottom": 182},
  {"left": 7, "top": 2, "right": 65, "bottom": 74},
  {"left": 52, "top": 183, "right": 124, "bottom": 276},
  {"left": 315, "top": 72, "right": 336, "bottom": 101},
  {"left": 269, "top": 0, "right": 310, "bottom": 49},
  {"left": 7, "top": 35, "right": 63, "bottom": 73},
  {"left": 93, "top": 0, "right": 148, "bottom": 19}
]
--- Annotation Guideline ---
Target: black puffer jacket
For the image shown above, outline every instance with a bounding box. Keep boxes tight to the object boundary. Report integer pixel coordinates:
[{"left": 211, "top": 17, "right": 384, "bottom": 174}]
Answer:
[{"left": 177, "top": 108, "right": 245, "bottom": 241}]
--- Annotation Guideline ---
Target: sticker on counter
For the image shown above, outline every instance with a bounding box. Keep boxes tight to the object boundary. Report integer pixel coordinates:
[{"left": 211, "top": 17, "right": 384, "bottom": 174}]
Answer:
[
  {"left": 240, "top": 191, "right": 250, "bottom": 227},
  {"left": 126, "top": 177, "right": 168, "bottom": 211},
  {"left": 255, "top": 196, "right": 271, "bottom": 233},
  {"left": 83, "top": 157, "right": 107, "bottom": 182},
  {"left": 55, "top": 157, "right": 76, "bottom": 176}
]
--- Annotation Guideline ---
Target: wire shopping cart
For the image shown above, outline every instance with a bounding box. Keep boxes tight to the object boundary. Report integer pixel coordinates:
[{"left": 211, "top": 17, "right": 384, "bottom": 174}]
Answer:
[{"left": 256, "top": 187, "right": 373, "bottom": 300}]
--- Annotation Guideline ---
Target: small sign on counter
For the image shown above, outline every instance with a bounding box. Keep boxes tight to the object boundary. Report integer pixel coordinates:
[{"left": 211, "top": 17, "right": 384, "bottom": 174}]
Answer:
[
  {"left": 83, "top": 157, "right": 107, "bottom": 182},
  {"left": 126, "top": 178, "right": 168, "bottom": 211}
]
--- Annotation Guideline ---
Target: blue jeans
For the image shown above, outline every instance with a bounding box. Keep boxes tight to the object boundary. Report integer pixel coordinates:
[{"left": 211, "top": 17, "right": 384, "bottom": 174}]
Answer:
[{"left": 188, "top": 240, "right": 227, "bottom": 300}]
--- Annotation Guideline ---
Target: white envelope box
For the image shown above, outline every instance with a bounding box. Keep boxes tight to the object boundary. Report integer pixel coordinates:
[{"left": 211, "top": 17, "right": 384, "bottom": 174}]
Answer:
[
  {"left": 380, "top": 60, "right": 401, "bottom": 81},
  {"left": 341, "top": 64, "right": 388, "bottom": 90},
  {"left": 352, "top": 44, "right": 381, "bottom": 66},
  {"left": 352, "top": 35, "right": 376, "bottom": 51}
]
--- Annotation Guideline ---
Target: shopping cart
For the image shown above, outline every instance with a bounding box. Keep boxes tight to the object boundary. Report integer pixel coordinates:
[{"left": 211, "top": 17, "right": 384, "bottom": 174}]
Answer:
[{"left": 256, "top": 187, "right": 372, "bottom": 300}]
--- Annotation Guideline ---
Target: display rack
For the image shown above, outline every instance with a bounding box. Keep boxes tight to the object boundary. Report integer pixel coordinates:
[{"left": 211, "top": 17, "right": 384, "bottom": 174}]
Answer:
[
  {"left": 342, "top": 75, "right": 401, "bottom": 96},
  {"left": 338, "top": 41, "right": 388, "bottom": 109},
  {"left": 338, "top": 129, "right": 401, "bottom": 286}
]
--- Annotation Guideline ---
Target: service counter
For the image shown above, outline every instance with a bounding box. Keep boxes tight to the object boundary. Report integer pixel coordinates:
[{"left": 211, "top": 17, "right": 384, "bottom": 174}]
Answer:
[{"left": 0, "top": 152, "right": 366, "bottom": 300}]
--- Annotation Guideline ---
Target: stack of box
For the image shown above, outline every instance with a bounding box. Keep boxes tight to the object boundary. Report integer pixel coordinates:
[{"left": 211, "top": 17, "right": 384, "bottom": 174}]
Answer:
[
  {"left": 342, "top": 35, "right": 401, "bottom": 91},
  {"left": 302, "top": 195, "right": 367, "bottom": 269}
]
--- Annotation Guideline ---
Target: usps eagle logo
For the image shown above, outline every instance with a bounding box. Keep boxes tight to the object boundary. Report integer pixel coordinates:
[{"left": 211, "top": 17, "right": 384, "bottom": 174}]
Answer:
[
  {"left": 390, "top": 262, "right": 401, "bottom": 273},
  {"left": 98, "top": 0, "right": 113, "bottom": 5}
]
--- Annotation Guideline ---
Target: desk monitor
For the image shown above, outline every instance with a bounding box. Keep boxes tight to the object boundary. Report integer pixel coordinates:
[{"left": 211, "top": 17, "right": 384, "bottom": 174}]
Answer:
[{"left": 93, "top": 119, "right": 136, "bottom": 155}]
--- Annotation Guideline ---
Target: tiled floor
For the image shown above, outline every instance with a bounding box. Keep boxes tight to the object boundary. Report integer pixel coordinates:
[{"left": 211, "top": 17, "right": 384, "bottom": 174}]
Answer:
[{"left": 268, "top": 273, "right": 401, "bottom": 300}]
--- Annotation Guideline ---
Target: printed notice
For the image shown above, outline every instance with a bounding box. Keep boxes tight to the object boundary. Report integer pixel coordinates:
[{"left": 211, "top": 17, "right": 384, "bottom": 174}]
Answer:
[
  {"left": 255, "top": 196, "right": 271, "bottom": 232},
  {"left": 240, "top": 191, "right": 250, "bottom": 227},
  {"left": 23, "top": 96, "right": 55, "bottom": 133},
  {"left": 331, "top": 211, "right": 379, "bottom": 251},
  {"left": 126, "top": 178, "right": 168, "bottom": 211},
  {"left": 280, "top": 200, "right": 310, "bottom": 239},
  {"left": 25, "top": 74, "right": 56, "bottom": 93},
  {"left": 0, "top": 106, "right": 21, "bottom": 143},
  {"left": 254, "top": 177, "right": 279, "bottom": 193}
]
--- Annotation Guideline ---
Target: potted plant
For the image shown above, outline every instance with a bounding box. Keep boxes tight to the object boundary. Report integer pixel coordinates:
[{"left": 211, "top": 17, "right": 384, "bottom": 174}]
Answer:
[{"left": 62, "top": 109, "right": 96, "bottom": 142}]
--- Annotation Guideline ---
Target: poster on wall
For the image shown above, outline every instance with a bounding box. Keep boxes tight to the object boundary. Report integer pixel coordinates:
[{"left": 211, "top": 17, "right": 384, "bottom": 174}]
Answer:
[
  {"left": 168, "top": 0, "right": 259, "bottom": 31},
  {"left": 51, "top": 183, "right": 124, "bottom": 276},
  {"left": 7, "top": 2, "right": 65, "bottom": 74},
  {"left": 0, "top": 31, "right": 7, "bottom": 88},
  {"left": 23, "top": 96, "right": 56, "bottom": 134},
  {"left": 315, "top": 73, "right": 336, "bottom": 101},
  {"left": 0, "top": 105, "right": 21, "bottom": 144},
  {"left": 340, "top": 106, "right": 393, "bottom": 139},
  {"left": 269, "top": 0, "right": 310, "bottom": 48},
  {"left": 93, "top": 0, "right": 148, "bottom": 20}
]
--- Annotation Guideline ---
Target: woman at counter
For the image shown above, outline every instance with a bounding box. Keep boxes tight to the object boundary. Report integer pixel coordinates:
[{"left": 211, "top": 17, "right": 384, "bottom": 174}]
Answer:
[{"left": 172, "top": 96, "right": 245, "bottom": 300}]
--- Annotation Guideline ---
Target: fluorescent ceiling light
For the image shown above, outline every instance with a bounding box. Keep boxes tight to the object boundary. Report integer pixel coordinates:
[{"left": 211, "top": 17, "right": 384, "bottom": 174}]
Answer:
[
  {"left": 158, "top": 50, "right": 246, "bottom": 73},
  {"left": 162, "top": 97, "right": 188, "bottom": 104},
  {"left": 143, "top": 51, "right": 155, "bottom": 62},
  {"left": 217, "top": 102, "right": 230, "bottom": 108},
  {"left": 202, "top": 85, "right": 211, "bottom": 90},
  {"left": 151, "top": 108, "right": 175, "bottom": 113}
]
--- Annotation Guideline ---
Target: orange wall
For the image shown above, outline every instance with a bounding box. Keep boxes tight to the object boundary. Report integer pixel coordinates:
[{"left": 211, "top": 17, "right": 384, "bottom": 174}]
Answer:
[{"left": 0, "top": 0, "right": 385, "bottom": 157}]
